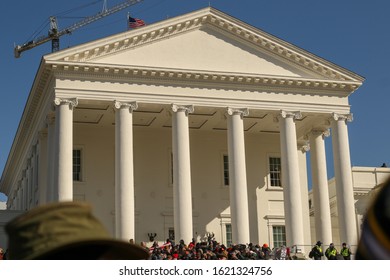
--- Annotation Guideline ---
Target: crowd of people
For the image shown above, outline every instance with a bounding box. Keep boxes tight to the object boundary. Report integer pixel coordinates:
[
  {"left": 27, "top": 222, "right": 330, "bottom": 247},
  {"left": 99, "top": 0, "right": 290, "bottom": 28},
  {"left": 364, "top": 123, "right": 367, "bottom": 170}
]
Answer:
[
  {"left": 144, "top": 238, "right": 355, "bottom": 260},
  {"left": 143, "top": 238, "right": 292, "bottom": 260},
  {"left": 1, "top": 235, "right": 353, "bottom": 261}
]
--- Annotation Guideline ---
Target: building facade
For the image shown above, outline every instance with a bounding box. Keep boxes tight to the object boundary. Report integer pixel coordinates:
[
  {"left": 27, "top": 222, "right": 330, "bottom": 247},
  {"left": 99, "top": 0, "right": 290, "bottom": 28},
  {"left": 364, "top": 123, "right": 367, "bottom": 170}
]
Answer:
[{"left": 0, "top": 8, "right": 364, "bottom": 253}]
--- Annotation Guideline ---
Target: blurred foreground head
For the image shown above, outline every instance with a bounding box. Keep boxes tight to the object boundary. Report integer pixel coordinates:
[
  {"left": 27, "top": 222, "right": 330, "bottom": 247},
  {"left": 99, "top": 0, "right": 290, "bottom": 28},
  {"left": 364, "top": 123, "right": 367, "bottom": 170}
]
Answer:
[
  {"left": 356, "top": 177, "right": 390, "bottom": 259},
  {"left": 5, "top": 201, "right": 149, "bottom": 260}
]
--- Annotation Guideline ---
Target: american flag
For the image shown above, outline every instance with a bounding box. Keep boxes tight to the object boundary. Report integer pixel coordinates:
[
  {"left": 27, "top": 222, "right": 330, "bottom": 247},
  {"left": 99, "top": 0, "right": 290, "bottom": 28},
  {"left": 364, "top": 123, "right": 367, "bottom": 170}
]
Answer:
[{"left": 128, "top": 16, "right": 145, "bottom": 29}]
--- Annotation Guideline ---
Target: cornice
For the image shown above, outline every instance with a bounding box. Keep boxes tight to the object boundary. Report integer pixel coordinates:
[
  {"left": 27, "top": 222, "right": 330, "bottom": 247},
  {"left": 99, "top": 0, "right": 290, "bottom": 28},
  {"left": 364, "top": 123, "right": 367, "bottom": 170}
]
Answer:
[
  {"left": 47, "top": 61, "right": 360, "bottom": 96},
  {"left": 45, "top": 7, "right": 364, "bottom": 86}
]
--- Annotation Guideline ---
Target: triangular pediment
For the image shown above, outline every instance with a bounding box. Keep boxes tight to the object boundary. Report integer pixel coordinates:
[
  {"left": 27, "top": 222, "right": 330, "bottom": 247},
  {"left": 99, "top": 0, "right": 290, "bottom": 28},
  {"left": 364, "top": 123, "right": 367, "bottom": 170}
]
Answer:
[
  {"left": 89, "top": 27, "right": 318, "bottom": 79},
  {"left": 45, "top": 7, "right": 364, "bottom": 85}
]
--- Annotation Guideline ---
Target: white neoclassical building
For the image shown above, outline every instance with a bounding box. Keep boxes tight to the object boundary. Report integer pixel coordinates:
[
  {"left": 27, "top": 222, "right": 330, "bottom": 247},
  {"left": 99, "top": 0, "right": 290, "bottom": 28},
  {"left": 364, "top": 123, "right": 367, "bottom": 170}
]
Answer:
[{"left": 0, "top": 7, "right": 364, "bottom": 253}]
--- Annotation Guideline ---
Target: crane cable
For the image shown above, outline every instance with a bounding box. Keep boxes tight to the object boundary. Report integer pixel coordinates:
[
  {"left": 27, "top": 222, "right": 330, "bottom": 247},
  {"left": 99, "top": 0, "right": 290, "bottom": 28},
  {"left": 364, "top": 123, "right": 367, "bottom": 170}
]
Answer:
[
  {"left": 78, "top": 0, "right": 169, "bottom": 32},
  {"left": 23, "top": 0, "right": 106, "bottom": 44},
  {"left": 23, "top": 0, "right": 170, "bottom": 45}
]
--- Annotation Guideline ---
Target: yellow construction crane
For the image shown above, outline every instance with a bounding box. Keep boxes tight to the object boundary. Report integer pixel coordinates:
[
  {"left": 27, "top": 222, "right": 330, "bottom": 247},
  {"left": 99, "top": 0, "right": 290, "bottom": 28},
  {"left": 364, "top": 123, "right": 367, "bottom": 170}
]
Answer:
[{"left": 14, "top": 0, "right": 144, "bottom": 58}]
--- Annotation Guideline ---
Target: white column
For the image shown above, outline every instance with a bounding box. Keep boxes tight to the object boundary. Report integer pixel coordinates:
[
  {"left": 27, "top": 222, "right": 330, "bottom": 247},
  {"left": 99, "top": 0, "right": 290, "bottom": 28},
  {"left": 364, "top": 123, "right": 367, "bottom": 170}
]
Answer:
[
  {"left": 331, "top": 113, "right": 357, "bottom": 247},
  {"left": 278, "top": 110, "right": 305, "bottom": 249},
  {"left": 46, "top": 113, "right": 55, "bottom": 202},
  {"left": 21, "top": 172, "right": 27, "bottom": 210},
  {"left": 309, "top": 129, "right": 332, "bottom": 246},
  {"left": 53, "top": 98, "right": 78, "bottom": 201},
  {"left": 32, "top": 145, "right": 38, "bottom": 205},
  {"left": 17, "top": 181, "right": 22, "bottom": 210},
  {"left": 38, "top": 131, "right": 48, "bottom": 205},
  {"left": 227, "top": 107, "right": 250, "bottom": 245},
  {"left": 114, "top": 101, "right": 138, "bottom": 241},
  {"left": 171, "top": 104, "right": 194, "bottom": 244},
  {"left": 27, "top": 158, "right": 32, "bottom": 209}
]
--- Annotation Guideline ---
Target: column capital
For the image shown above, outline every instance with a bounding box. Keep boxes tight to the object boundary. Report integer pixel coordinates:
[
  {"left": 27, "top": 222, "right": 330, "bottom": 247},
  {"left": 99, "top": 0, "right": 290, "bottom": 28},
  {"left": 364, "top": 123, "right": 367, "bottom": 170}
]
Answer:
[
  {"left": 331, "top": 113, "right": 353, "bottom": 123},
  {"left": 226, "top": 107, "right": 249, "bottom": 118},
  {"left": 171, "top": 104, "right": 194, "bottom": 116},
  {"left": 279, "top": 110, "right": 302, "bottom": 120},
  {"left": 298, "top": 140, "right": 310, "bottom": 153},
  {"left": 308, "top": 128, "right": 330, "bottom": 139},
  {"left": 114, "top": 100, "right": 138, "bottom": 112},
  {"left": 53, "top": 98, "right": 78, "bottom": 110}
]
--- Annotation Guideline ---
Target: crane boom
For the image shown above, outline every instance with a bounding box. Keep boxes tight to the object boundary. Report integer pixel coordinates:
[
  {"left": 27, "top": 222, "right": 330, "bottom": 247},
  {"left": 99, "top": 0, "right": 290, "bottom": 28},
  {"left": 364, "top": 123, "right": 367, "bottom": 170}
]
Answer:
[{"left": 14, "top": 0, "right": 144, "bottom": 58}]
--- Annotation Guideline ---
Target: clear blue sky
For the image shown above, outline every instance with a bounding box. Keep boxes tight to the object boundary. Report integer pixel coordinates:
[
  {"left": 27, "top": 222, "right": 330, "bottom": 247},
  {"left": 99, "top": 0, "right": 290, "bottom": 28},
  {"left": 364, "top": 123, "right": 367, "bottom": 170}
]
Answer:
[{"left": 0, "top": 0, "right": 389, "bottom": 201}]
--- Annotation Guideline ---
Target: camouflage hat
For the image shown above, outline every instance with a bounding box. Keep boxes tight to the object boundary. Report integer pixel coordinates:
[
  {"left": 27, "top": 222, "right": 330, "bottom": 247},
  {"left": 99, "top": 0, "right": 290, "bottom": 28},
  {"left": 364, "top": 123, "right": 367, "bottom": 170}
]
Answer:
[{"left": 5, "top": 202, "right": 149, "bottom": 260}]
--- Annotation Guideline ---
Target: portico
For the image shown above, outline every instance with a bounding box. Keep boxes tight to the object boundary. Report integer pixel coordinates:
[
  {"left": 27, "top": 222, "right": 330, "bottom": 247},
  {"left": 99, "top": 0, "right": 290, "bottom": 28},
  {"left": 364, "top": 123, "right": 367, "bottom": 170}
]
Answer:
[{"left": 0, "top": 7, "right": 363, "bottom": 253}]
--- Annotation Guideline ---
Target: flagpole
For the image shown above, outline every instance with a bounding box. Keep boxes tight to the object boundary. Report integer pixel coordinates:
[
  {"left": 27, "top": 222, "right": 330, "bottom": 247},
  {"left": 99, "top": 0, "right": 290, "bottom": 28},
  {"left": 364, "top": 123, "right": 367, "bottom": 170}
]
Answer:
[{"left": 127, "top": 12, "right": 130, "bottom": 30}]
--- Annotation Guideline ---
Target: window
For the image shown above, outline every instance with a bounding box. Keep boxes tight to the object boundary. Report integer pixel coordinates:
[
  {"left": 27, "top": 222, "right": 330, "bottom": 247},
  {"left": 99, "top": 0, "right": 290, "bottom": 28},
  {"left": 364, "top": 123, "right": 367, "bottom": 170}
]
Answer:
[
  {"left": 225, "top": 224, "right": 232, "bottom": 246},
  {"left": 73, "top": 149, "right": 82, "bottom": 181},
  {"left": 272, "top": 225, "right": 286, "bottom": 248},
  {"left": 223, "top": 154, "right": 229, "bottom": 186},
  {"left": 269, "top": 157, "right": 281, "bottom": 187}
]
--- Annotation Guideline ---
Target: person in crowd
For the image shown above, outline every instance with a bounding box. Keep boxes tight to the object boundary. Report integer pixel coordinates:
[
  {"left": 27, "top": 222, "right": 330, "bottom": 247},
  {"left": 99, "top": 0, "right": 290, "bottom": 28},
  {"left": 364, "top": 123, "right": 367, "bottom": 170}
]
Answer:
[
  {"left": 0, "top": 248, "right": 4, "bottom": 260},
  {"left": 275, "top": 245, "right": 290, "bottom": 260},
  {"left": 325, "top": 243, "right": 338, "bottom": 260},
  {"left": 340, "top": 243, "right": 352, "bottom": 260},
  {"left": 261, "top": 243, "right": 272, "bottom": 260},
  {"left": 4, "top": 201, "right": 149, "bottom": 260},
  {"left": 309, "top": 241, "right": 324, "bottom": 260},
  {"left": 356, "top": 177, "right": 390, "bottom": 259}
]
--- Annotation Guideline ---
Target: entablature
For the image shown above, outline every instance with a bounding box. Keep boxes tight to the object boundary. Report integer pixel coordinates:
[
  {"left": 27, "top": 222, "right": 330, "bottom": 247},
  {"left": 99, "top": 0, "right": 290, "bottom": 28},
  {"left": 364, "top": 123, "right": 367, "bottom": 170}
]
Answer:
[{"left": 47, "top": 61, "right": 360, "bottom": 97}]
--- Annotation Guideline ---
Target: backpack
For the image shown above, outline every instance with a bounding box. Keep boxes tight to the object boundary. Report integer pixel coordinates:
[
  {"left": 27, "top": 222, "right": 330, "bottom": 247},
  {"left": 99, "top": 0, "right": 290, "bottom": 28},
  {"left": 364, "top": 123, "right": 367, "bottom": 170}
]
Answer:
[{"left": 309, "top": 248, "right": 315, "bottom": 258}]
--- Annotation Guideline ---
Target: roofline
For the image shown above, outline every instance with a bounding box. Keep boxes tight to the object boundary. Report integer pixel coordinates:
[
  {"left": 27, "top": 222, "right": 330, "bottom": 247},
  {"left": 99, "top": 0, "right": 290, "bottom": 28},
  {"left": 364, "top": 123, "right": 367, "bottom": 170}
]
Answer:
[
  {"left": 44, "top": 6, "right": 364, "bottom": 84},
  {"left": 208, "top": 7, "right": 365, "bottom": 83}
]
